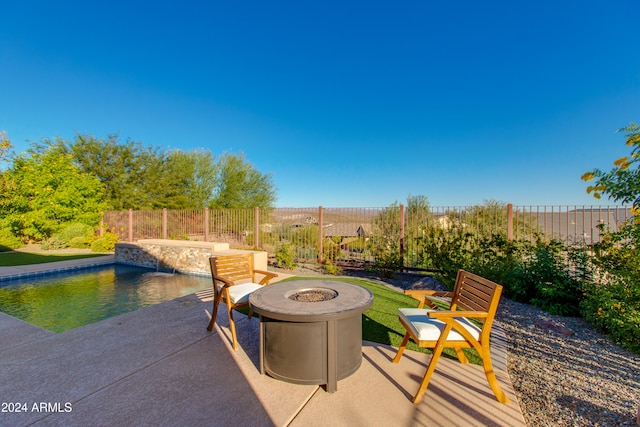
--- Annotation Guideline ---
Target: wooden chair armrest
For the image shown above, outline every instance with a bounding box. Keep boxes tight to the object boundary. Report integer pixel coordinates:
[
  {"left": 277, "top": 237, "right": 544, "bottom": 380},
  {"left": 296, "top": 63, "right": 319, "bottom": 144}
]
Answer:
[
  {"left": 404, "top": 290, "right": 453, "bottom": 297},
  {"left": 428, "top": 310, "right": 489, "bottom": 319},
  {"left": 404, "top": 290, "right": 453, "bottom": 301},
  {"left": 255, "top": 270, "right": 278, "bottom": 285},
  {"left": 213, "top": 275, "right": 234, "bottom": 288},
  {"left": 404, "top": 290, "right": 453, "bottom": 308}
]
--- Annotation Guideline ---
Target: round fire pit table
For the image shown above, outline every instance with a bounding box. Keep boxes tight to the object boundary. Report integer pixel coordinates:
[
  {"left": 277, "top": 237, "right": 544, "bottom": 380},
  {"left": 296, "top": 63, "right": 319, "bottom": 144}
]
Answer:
[{"left": 249, "top": 280, "right": 373, "bottom": 393}]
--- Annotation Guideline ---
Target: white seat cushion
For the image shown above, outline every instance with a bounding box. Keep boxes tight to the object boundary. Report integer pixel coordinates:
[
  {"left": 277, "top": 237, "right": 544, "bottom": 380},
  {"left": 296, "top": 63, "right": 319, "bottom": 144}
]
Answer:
[
  {"left": 398, "top": 308, "right": 481, "bottom": 342},
  {"left": 219, "top": 283, "right": 263, "bottom": 304}
]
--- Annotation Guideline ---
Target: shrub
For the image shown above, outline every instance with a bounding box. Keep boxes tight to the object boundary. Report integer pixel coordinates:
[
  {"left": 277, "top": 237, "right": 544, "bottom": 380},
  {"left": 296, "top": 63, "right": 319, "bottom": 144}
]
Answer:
[
  {"left": 581, "top": 278, "right": 640, "bottom": 353},
  {"left": 90, "top": 232, "right": 118, "bottom": 252},
  {"left": 346, "top": 237, "right": 366, "bottom": 253},
  {"left": 40, "top": 236, "right": 68, "bottom": 250},
  {"left": 322, "top": 239, "right": 341, "bottom": 264},
  {"left": 416, "top": 225, "right": 478, "bottom": 287},
  {"left": 323, "top": 261, "right": 342, "bottom": 275},
  {"left": 55, "top": 223, "right": 94, "bottom": 246},
  {"left": 511, "top": 242, "right": 590, "bottom": 316},
  {"left": 275, "top": 243, "right": 297, "bottom": 270},
  {"left": 373, "top": 250, "right": 403, "bottom": 278},
  {"left": 0, "top": 227, "right": 23, "bottom": 252},
  {"left": 417, "top": 226, "right": 590, "bottom": 316},
  {"left": 582, "top": 232, "right": 640, "bottom": 353},
  {"left": 69, "top": 236, "right": 89, "bottom": 249}
]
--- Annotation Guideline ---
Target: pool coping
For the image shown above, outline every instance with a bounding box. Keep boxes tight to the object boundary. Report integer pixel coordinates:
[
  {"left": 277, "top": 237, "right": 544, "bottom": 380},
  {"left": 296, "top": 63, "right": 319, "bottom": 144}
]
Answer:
[{"left": 0, "top": 255, "right": 117, "bottom": 281}]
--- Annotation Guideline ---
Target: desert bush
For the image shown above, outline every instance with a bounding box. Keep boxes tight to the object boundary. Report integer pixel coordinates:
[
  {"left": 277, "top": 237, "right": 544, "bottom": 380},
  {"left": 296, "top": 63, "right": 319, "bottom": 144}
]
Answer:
[
  {"left": 417, "top": 226, "right": 589, "bottom": 315},
  {"left": 322, "top": 239, "right": 341, "bottom": 263},
  {"left": 345, "top": 237, "right": 366, "bottom": 253},
  {"left": 372, "top": 249, "right": 403, "bottom": 278},
  {"left": 417, "top": 225, "right": 481, "bottom": 288},
  {"left": 323, "top": 261, "right": 342, "bottom": 275},
  {"left": 90, "top": 232, "right": 118, "bottom": 252},
  {"left": 40, "top": 236, "right": 68, "bottom": 250},
  {"left": 581, "top": 278, "right": 640, "bottom": 353},
  {"left": 512, "top": 243, "right": 591, "bottom": 316},
  {"left": 581, "top": 228, "right": 640, "bottom": 353},
  {"left": 321, "top": 239, "right": 343, "bottom": 275},
  {"left": 55, "top": 223, "right": 93, "bottom": 247},
  {"left": 69, "top": 236, "right": 89, "bottom": 248},
  {"left": 275, "top": 243, "right": 297, "bottom": 270},
  {"left": 0, "top": 227, "right": 23, "bottom": 251}
]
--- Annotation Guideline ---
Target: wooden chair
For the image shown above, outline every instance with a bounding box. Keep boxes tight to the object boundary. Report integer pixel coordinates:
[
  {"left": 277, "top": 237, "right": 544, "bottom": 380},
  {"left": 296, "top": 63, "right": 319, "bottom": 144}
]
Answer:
[
  {"left": 392, "top": 269, "right": 510, "bottom": 404},
  {"left": 206, "top": 253, "right": 278, "bottom": 350}
]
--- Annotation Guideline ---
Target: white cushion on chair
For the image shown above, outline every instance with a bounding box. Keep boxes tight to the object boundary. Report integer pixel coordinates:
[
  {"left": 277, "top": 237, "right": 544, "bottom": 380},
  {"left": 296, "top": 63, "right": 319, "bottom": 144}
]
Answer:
[
  {"left": 220, "top": 283, "right": 263, "bottom": 304},
  {"left": 398, "top": 308, "right": 481, "bottom": 342}
]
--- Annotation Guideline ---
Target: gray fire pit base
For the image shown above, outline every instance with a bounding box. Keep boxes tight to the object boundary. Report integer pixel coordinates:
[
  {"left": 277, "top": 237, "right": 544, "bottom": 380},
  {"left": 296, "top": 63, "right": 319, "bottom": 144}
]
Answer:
[
  {"left": 260, "top": 315, "right": 363, "bottom": 391},
  {"left": 250, "top": 280, "right": 374, "bottom": 393}
]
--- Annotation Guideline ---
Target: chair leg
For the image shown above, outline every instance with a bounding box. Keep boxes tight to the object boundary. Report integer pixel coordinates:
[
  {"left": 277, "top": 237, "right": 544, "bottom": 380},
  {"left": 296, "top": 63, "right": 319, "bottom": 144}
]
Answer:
[
  {"left": 413, "top": 341, "right": 447, "bottom": 404},
  {"left": 227, "top": 304, "right": 239, "bottom": 350},
  {"left": 481, "top": 348, "right": 510, "bottom": 403},
  {"left": 393, "top": 332, "right": 411, "bottom": 363},
  {"left": 206, "top": 294, "right": 223, "bottom": 331},
  {"left": 413, "top": 324, "right": 453, "bottom": 404}
]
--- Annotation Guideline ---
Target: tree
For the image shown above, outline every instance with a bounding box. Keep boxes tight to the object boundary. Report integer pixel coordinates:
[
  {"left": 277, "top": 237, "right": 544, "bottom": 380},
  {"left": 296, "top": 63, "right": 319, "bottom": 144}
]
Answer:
[
  {"left": 0, "top": 141, "right": 107, "bottom": 241},
  {"left": 211, "top": 153, "right": 276, "bottom": 208},
  {"left": 163, "top": 149, "right": 219, "bottom": 208},
  {"left": 67, "top": 135, "right": 276, "bottom": 210},
  {"left": 65, "top": 134, "right": 163, "bottom": 210},
  {"left": 0, "top": 131, "right": 12, "bottom": 164},
  {"left": 581, "top": 121, "right": 640, "bottom": 253},
  {"left": 582, "top": 122, "right": 640, "bottom": 210},
  {"left": 580, "top": 122, "right": 640, "bottom": 353}
]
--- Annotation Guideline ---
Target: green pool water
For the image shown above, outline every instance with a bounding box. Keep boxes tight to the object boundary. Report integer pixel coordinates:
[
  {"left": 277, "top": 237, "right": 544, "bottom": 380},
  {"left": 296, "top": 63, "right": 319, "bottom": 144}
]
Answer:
[{"left": 0, "top": 264, "right": 210, "bottom": 332}]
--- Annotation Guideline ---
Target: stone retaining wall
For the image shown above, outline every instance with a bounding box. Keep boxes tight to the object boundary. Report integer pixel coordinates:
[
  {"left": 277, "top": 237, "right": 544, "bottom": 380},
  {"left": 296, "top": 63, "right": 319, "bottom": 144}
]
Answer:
[{"left": 115, "top": 239, "right": 268, "bottom": 276}]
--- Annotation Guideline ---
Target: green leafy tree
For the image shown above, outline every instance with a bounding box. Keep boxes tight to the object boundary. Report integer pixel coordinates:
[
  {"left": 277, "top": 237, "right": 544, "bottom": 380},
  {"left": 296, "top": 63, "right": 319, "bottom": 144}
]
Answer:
[
  {"left": 163, "top": 149, "right": 219, "bottom": 208},
  {"left": 581, "top": 122, "right": 640, "bottom": 353},
  {"left": 65, "top": 134, "right": 155, "bottom": 210},
  {"left": 211, "top": 153, "right": 276, "bottom": 208},
  {"left": 0, "top": 141, "right": 107, "bottom": 241},
  {"left": 582, "top": 123, "right": 640, "bottom": 209},
  {"left": 0, "top": 131, "right": 12, "bottom": 163},
  {"left": 67, "top": 135, "right": 275, "bottom": 210},
  {"left": 581, "top": 122, "right": 640, "bottom": 249}
]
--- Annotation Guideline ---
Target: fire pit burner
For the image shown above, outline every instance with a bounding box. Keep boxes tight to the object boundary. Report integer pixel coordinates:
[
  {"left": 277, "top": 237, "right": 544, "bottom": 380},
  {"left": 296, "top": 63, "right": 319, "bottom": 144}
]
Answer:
[{"left": 286, "top": 288, "right": 337, "bottom": 302}]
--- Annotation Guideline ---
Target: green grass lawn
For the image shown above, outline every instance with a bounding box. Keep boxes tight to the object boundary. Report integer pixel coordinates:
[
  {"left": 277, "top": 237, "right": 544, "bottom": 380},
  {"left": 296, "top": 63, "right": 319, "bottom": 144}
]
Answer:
[
  {"left": 0, "top": 251, "right": 107, "bottom": 267},
  {"left": 282, "top": 276, "right": 483, "bottom": 364}
]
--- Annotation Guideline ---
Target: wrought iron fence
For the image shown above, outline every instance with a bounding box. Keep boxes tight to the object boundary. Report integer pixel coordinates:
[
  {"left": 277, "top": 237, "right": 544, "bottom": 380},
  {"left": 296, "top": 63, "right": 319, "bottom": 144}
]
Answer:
[{"left": 101, "top": 205, "right": 632, "bottom": 268}]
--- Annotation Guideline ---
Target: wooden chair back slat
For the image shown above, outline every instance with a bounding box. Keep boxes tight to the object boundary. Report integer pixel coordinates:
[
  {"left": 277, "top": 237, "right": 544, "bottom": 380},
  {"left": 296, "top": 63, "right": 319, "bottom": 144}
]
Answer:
[
  {"left": 453, "top": 271, "right": 497, "bottom": 313},
  {"left": 211, "top": 254, "right": 255, "bottom": 283}
]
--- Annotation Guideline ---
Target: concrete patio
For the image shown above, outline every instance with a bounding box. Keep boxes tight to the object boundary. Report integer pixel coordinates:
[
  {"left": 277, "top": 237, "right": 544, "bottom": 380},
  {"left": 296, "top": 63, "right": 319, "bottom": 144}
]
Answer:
[{"left": 0, "top": 257, "right": 526, "bottom": 426}]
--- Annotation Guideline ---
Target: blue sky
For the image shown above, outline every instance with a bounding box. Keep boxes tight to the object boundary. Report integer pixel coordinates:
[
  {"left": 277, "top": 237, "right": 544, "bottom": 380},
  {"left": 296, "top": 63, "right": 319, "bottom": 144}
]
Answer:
[{"left": 2, "top": 1, "right": 639, "bottom": 208}]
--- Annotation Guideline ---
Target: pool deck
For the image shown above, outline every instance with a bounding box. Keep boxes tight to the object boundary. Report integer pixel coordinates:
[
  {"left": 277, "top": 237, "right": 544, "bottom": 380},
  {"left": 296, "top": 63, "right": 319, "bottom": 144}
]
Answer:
[{"left": 0, "top": 257, "right": 526, "bottom": 426}]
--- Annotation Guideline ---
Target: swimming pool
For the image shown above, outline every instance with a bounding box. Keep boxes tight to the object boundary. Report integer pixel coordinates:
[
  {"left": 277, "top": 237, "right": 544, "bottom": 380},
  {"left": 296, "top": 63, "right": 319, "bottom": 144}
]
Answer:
[{"left": 0, "top": 264, "right": 211, "bottom": 332}]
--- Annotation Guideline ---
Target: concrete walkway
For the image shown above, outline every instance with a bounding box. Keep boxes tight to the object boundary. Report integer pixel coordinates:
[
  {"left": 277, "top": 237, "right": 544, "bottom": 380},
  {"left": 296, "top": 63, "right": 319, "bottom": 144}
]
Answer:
[{"left": 0, "top": 257, "right": 526, "bottom": 426}]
